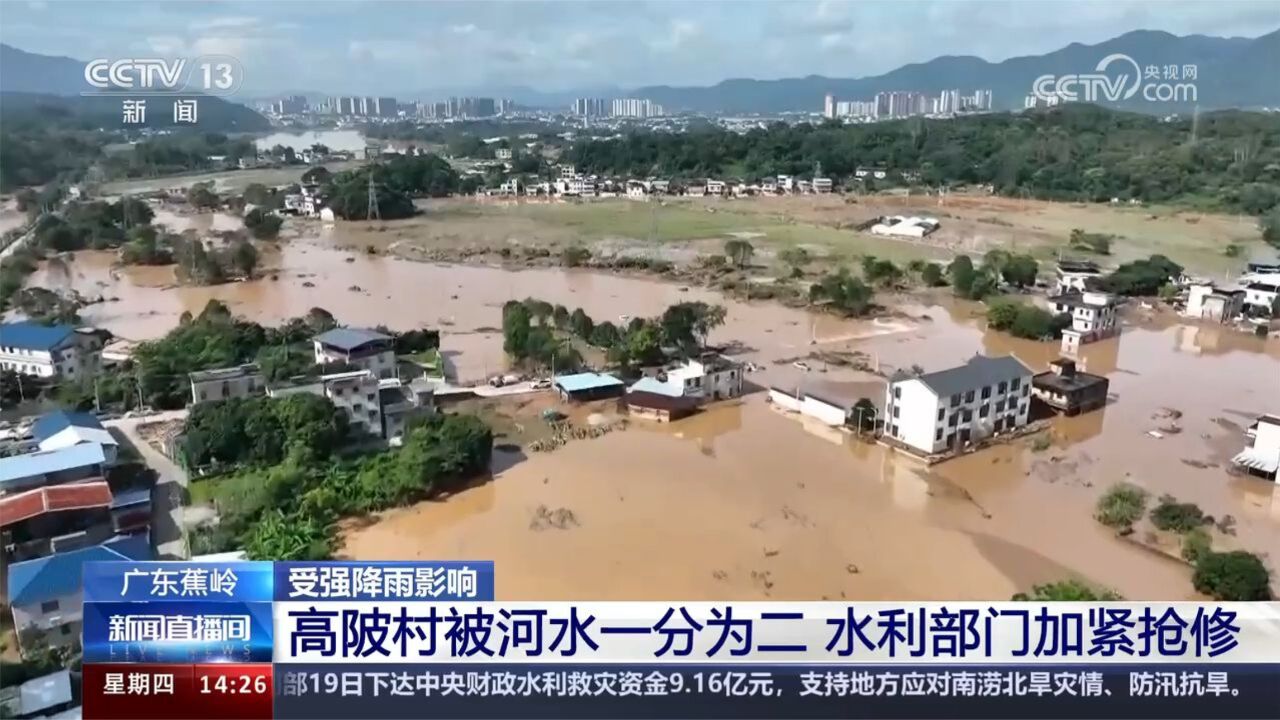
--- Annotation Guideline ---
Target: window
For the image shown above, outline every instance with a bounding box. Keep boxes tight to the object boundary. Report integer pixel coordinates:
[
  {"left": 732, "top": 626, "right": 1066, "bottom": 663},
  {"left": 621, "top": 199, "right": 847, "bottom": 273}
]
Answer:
[
  {"left": 964, "top": 390, "right": 974, "bottom": 403},
  {"left": 199, "top": 390, "right": 208, "bottom": 401},
  {"left": 981, "top": 386, "right": 991, "bottom": 399},
  {"left": 935, "top": 428, "right": 943, "bottom": 441},
  {"left": 963, "top": 409, "right": 973, "bottom": 422},
  {"left": 979, "top": 404, "right": 989, "bottom": 418},
  {"left": 1022, "top": 385, "right": 1029, "bottom": 397},
  {"left": 367, "top": 393, "right": 376, "bottom": 402},
  {"left": 936, "top": 407, "right": 944, "bottom": 421},
  {"left": 995, "top": 400, "right": 1005, "bottom": 412},
  {"left": 950, "top": 394, "right": 960, "bottom": 407},
  {"left": 41, "top": 599, "right": 59, "bottom": 613},
  {"left": 994, "top": 419, "right": 1004, "bottom": 432},
  {"left": 893, "top": 386, "right": 901, "bottom": 400},
  {"left": 891, "top": 405, "right": 899, "bottom": 418},
  {"left": 949, "top": 414, "right": 958, "bottom": 427},
  {"left": 1011, "top": 377, "right": 1021, "bottom": 390},
  {"left": 60, "top": 624, "right": 73, "bottom": 636}
]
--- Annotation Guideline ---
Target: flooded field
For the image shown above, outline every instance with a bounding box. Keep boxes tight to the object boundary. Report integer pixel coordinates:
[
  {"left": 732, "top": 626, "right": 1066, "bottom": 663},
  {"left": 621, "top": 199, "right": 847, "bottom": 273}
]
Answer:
[{"left": 30, "top": 233, "right": 1280, "bottom": 600}]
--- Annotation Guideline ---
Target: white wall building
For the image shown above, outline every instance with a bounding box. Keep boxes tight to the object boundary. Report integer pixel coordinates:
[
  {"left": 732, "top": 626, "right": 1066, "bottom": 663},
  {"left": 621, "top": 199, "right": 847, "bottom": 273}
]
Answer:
[
  {"left": 1184, "top": 283, "right": 1245, "bottom": 324},
  {"left": 1241, "top": 272, "right": 1280, "bottom": 315},
  {"left": 1232, "top": 414, "right": 1280, "bottom": 481},
  {"left": 1054, "top": 260, "right": 1103, "bottom": 294},
  {"left": 269, "top": 369, "right": 384, "bottom": 437},
  {"left": 313, "top": 327, "right": 397, "bottom": 379},
  {"left": 883, "top": 355, "right": 1033, "bottom": 455},
  {"left": 189, "top": 363, "right": 265, "bottom": 405},
  {"left": 662, "top": 354, "right": 743, "bottom": 402},
  {"left": 870, "top": 216, "right": 940, "bottom": 239},
  {"left": 0, "top": 323, "right": 105, "bottom": 379}
]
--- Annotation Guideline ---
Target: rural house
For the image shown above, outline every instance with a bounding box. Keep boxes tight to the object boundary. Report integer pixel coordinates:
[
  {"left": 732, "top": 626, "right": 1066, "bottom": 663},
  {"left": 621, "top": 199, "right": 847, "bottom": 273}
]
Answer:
[{"left": 883, "top": 355, "right": 1033, "bottom": 455}]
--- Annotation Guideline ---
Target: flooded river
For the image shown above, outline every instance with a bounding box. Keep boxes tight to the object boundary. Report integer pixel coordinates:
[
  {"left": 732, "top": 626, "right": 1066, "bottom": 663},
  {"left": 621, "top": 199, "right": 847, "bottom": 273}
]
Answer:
[{"left": 29, "top": 234, "right": 1280, "bottom": 600}]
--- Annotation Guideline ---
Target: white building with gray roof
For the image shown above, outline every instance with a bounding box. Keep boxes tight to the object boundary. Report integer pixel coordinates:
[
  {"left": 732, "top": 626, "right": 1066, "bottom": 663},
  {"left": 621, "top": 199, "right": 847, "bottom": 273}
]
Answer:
[
  {"left": 884, "top": 354, "right": 1033, "bottom": 455},
  {"left": 312, "top": 327, "right": 396, "bottom": 379}
]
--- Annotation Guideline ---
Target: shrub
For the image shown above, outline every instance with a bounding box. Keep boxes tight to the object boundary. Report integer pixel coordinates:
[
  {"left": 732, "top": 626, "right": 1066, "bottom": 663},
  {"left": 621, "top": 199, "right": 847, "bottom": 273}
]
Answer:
[
  {"left": 561, "top": 245, "right": 591, "bottom": 267},
  {"left": 1094, "top": 482, "right": 1148, "bottom": 530},
  {"left": 1150, "top": 495, "right": 1207, "bottom": 533},
  {"left": 1012, "top": 579, "right": 1122, "bottom": 601},
  {"left": 1181, "top": 527, "right": 1212, "bottom": 563},
  {"left": 1192, "top": 551, "right": 1272, "bottom": 600}
]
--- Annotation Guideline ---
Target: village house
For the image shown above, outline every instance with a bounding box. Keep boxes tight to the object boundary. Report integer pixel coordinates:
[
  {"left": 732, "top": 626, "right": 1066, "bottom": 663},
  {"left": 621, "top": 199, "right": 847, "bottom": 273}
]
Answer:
[
  {"left": 1050, "top": 290, "right": 1120, "bottom": 354},
  {"left": 1232, "top": 414, "right": 1279, "bottom": 481},
  {"left": 705, "top": 179, "right": 727, "bottom": 196},
  {"left": 1031, "top": 358, "right": 1110, "bottom": 416},
  {"left": 1184, "top": 283, "right": 1246, "bottom": 324},
  {"left": 1055, "top": 259, "right": 1103, "bottom": 294},
  {"left": 0, "top": 322, "right": 106, "bottom": 379},
  {"left": 5, "top": 533, "right": 151, "bottom": 652},
  {"left": 188, "top": 363, "right": 265, "bottom": 405},
  {"left": 650, "top": 179, "right": 670, "bottom": 195},
  {"left": 870, "top": 216, "right": 941, "bottom": 239},
  {"left": 812, "top": 177, "right": 833, "bottom": 194},
  {"left": 685, "top": 183, "right": 707, "bottom": 198},
  {"left": 777, "top": 175, "right": 795, "bottom": 193},
  {"left": 1240, "top": 271, "right": 1280, "bottom": 316},
  {"left": 379, "top": 378, "right": 437, "bottom": 443},
  {"left": 0, "top": 669, "right": 75, "bottom": 718},
  {"left": 268, "top": 369, "right": 385, "bottom": 437},
  {"left": 625, "top": 389, "right": 699, "bottom": 423},
  {"left": 625, "top": 181, "right": 648, "bottom": 200},
  {"left": 495, "top": 148, "right": 512, "bottom": 160},
  {"left": 554, "top": 372, "right": 625, "bottom": 402},
  {"left": 0, "top": 443, "right": 111, "bottom": 496},
  {"left": 313, "top": 328, "right": 397, "bottom": 379},
  {"left": 883, "top": 354, "right": 1033, "bottom": 455},
  {"left": 760, "top": 177, "right": 778, "bottom": 195},
  {"left": 660, "top": 353, "right": 744, "bottom": 402},
  {"left": 498, "top": 177, "right": 521, "bottom": 196},
  {"left": 31, "top": 411, "right": 118, "bottom": 464}
]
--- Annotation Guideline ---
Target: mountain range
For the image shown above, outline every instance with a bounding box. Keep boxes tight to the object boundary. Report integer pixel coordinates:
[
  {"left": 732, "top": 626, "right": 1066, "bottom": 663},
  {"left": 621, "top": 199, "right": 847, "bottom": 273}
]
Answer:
[{"left": 4, "top": 28, "right": 1279, "bottom": 116}]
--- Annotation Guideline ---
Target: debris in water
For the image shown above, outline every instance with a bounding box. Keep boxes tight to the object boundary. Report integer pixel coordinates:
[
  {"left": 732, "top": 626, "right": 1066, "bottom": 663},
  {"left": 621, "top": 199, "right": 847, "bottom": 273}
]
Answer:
[
  {"left": 845, "top": 563, "right": 860, "bottom": 574},
  {"left": 712, "top": 570, "right": 728, "bottom": 582},
  {"left": 763, "top": 548, "right": 780, "bottom": 558},
  {"left": 348, "top": 284, "right": 362, "bottom": 292},
  {"left": 302, "top": 281, "right": 315, "bottom": 288},
  {"left": 1180, "top": 459, "right": 1216, "bottom": 469},
  {"left": 529, "top": 505, "right": 580, "bottom": 531},
  {"left": 1146, "top": 430, "right": 1165, "bottom": 439}
]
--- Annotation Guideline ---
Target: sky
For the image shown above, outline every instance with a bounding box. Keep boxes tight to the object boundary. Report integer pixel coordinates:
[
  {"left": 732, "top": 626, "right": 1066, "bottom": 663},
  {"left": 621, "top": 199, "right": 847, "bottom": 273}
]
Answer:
[{"left": 2, "top": 0, "right": 1277, "bottom": 96}]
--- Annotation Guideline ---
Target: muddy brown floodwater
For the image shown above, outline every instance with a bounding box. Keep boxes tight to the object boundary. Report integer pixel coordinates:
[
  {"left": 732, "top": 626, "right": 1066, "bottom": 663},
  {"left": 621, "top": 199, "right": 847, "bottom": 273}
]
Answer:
[{"left": 28, "top": 235, "right": 1280, "bottom": 600}]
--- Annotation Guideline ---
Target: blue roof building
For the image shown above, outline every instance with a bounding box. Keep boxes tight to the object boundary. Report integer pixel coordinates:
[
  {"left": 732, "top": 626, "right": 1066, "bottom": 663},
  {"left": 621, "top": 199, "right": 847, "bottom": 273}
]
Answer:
[
  {"left": 628, "top": 376, "right": 683, "bottom": 397},
  {"left": 554, "top": 372, "right": 625, "bottom": 401},
  {"left": 314, "top": 327, "right": 393, "bottom": 353},
  {"left": 6, "top": 533, "right": 151, "bottom": 607},
  {"left": 0, "top": 322, "right": 77, "bottom": 352},
  {"left": 0, "top": 442, "right": 108, "bottom": 492},
  {"left": 31, "top": 410, "right": 105, "bottom": 443}
]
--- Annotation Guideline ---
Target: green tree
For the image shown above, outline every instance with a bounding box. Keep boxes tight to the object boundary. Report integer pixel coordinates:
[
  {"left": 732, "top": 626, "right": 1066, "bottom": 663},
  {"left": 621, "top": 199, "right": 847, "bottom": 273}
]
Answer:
[
  {"left": 242, "top": 183, "right": 272, "bottom": 206},
  {"left": 779, "top": 246, "right": 810, "bottom": 272},
  {"left": 724, "top": 238, "right": 754, "bottom": 268},
  {"left": 986, "top": 299, "right": 1022, "bottom": 330},
  {"left": 1181, "top": 527, "right": 1212, "bottom": 563},
  {"left": 230, "top": 240, "right": 258, "bottom": 278},
  {"left": 1262, "top": 210, "right": 1280, "bottom": 248},
  {"left": 1192, "top": 551, "right": 1272, "bottom": 600},
  {"left": 561, "top": 245, "right": 591, "bottom": 267},
  {"left": 851, "top": 398, "right": 877, "bottom": 431},
  {"left": 589, "top": 321, "right": 620, "bottom": 348},
  {"left": 186, "top": 182, "right": 220, "bottom": 209},
  {"left": 1002, "top": 254, "right": 1039, "bottom": 288},
  {"left": 921, "top": 263, "right": 945, "bottom": 287},
  {"left": 569, "top": 308, "right": 594, "bottom": 338},
  {"left": 243, "top": 208, "right": 283, "bottom": 240},
  {"left": 1095, "top": 482, "right": 1148, "bottom": 531},
  {"left": 660, "top": 301, "right": 726, "bottom": 353}
]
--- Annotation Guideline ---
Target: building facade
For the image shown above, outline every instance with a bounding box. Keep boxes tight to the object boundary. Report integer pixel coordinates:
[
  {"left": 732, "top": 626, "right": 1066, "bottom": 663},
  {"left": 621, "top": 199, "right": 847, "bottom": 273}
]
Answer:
[
  {"left": 313, "top": 328, "right": 397, "bottom": 379},
  {"left": 0, "top": 322, "right": 105, "bottom": 379},
  {"left": 269, "top": 370, "right": 384, "bottom": 438},
  {"left": 884, "top": 355, "right": 1033, "bottom": 455},
  {"left": 663, "top": 354, "right": 744, "bottom": 402},
  {"left": 189, "top": 363, "right": 265, "bottom": 405}
]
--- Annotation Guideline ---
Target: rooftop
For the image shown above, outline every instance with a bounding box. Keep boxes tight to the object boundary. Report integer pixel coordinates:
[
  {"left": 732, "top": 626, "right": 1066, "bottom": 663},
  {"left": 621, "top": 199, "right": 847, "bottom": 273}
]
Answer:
[
  {"left": 315, "top": 327, "right": 393, "bottom": 352},
  {"left": 626, "top": 390, "right": 699, "bottom": 412},
  {"left": 0, "top": 321, "right": 77, "bottom": 352},
  {"left": 906, "top": 355, "right": 1032, "bottom": 398},
  {"left": 1032, "top": 368, "right": 1109, "bottom": 395},
  {"left": 1057, "top": 260, "right": 1102, "bottom": 274},
  {"left": 1048, "top": 291, "right": 1117, "bottom": 308},
  {"left": 628, "top": 377, "right": 683, "bottom": 398},
  {"left": 189, "top": 363, "right": 262, "bottom": 383},
  {"left": 31, "top": 410, "right": 105, "bottom": 443},
  {"left": 7, "top": 533, "right": 151, "bottom": 606},
  {"left": 0, "top": 481, "right": 114, "bottom": 528},
  {"left": 554, "top": 372, "right": 624, "bottom": 393},
  {"left": 0, "top": 442, "right": 108, "bottom": 487}
]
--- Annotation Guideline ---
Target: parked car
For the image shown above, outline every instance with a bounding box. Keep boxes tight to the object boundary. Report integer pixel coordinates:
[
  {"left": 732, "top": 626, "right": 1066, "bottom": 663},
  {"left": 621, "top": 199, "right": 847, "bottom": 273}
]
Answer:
[
  {"left": 531, "top": 378, "right": 552, "bottom": 389},
  {"left": 793, "top": 361, "right": 811, "bottom": 371}
]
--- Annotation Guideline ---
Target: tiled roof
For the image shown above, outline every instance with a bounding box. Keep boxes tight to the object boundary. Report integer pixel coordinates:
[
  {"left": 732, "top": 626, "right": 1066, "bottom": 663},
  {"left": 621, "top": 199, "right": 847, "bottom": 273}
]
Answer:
[
  {"left": 910, "top": 355, "right": 1032, "bottom": 398},
  {"left": 0, "top": 322, "right": 76, "bottom": 352},
  {"left": 0, "top": 481, "right": 113, "bottom": 528},
  {"left": 6, "top": 534, "right": 151, "bottom": 606},
  {"left": 31, "top": 410, "right": 105, "bottom": 443},
  {"left": 0, "top": 443, "right": 108, "bottom": 487},
  {"left": 314, "top": 327, "right": 392, "bottom": 351}
]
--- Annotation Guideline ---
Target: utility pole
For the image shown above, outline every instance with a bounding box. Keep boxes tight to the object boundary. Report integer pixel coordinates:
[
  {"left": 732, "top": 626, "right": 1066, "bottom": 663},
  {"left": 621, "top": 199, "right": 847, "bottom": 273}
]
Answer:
[{"left": 94, "top": 376, "right": 102, "bottom": 414}]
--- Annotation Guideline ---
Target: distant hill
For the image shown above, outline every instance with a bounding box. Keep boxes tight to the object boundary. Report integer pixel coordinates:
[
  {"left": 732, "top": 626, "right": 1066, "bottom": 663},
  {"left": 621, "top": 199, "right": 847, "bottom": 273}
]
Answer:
[
  {"left": 0, "top": 92, "right": 272, "bottom": 132},
  {"left": 0, "top": 44, "right": 270, "bottom": 131},
  {"left": 632, "top": 29, "right": 1280, "bottom": 114}
]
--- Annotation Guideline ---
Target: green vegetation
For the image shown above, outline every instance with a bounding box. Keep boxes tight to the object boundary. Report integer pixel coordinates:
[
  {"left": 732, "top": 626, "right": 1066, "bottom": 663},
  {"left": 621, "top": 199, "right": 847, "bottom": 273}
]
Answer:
[
  {"left": 946, "top": 255, "right": 999, "bottom": 300},
  {"left": 1068, "top": 228, "right": 1114, "bottom": 255},
  {"left": 201, "top": 412, "right": 494, "bottom": 560},
  {"left": 325, "top": 154, "right": 465, "bottom": 220},
  {"left": 561, "top": 245, "right": 591, "bottom": 267},
  {"left": 1150, "top": 495, "right": 1208, "bottom": 533},
  {"left": 920, "top": 263, "right": 945, "bottom": 287},
  {"left": 861, "top": 255, "right": 903, "bottom": 287},
  {"left": 986, "top": 299, "right": 1071, "bottom": 340},
  {"left": 1012, "top": 579, "right": 1123, "bottom": 601},
  {"left": 809, "top": 268, "right": 875, "bottom": 316},
  {"left": 1263, "top": 211, "right": 1280, "bottom": 248},
  {"left": 851, "top": 398, "right": 877, "bottom": 432},
  {"left": 108, "top": 133, "right": 257, "bottom": 178},
  {"left": 1094, "top": 482, "right": 1149, "bottom": 531},
  {"left": 1095, "top": 255, "right": 1184, "bottom": 296},
  {"left": 1181, "top": 527, "right": 1213, "bottom": 564},
  {"left": 778, "top": 247, "right": 810, "bottom": 274},
  {"left": 1192, "top": 551, "right": 1273, "bottom": 601},
  {"left": 243, "top": 208, "right": 283, "bottom": 240},
  {"left": 983, "top": 250, "right": 1040, "bottom": 288},
  {"left": 565, "top": 106, "right": 1280, "bottom": 215},
  {"left": 182, "top": 394, "right": 349, "bottom": 469}
]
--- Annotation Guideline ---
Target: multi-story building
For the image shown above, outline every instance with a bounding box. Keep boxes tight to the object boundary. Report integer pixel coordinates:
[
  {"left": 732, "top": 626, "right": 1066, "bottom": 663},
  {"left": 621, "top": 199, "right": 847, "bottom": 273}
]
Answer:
[
  {"left": 269, "top": 369, "right": 384, "bottom": 437},
  {"left": 824, "top": 93, "right": 835, "bottom": 119},
  {"left": 0, "top": 322, "right": 105, "bottom": 379},
  {"left": 1050, "top": 291, "right": 1120, "bottom": 354},
  {"left": 189, "top": 363, "right": 265, "bottom": 405},
  {"left": 1055, "top": 259, "right": 1102, "bottom": 293},
  {"left": 1232, "top": 414, "right": 1279, "bottom": 481},
  {"left": 374, "top": 97, "right": 398, "bottom": 117},
  {"left": 31, "top": 410, "right": 118, "bottom": 464},
  {"left": 660, "top": 353, "right": 744, "bottom": 402},
  {"left": 884, "top": 354, "right": 1033, "bottom": 455},
  {"left": 313, "top": 328, "right": 397, "bottom": 379},
  {"left": 610, "top": 98, "right": 664, "bottom": 118},
  {"left": 379, "top": 378, "right": 437, "bottom": 443}
]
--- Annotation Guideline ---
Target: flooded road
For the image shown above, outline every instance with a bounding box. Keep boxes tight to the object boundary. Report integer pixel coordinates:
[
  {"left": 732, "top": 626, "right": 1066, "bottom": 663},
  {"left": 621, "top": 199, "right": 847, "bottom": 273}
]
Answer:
[{"left": 30, "top": 235, "right": 1280, "bottom": 600}]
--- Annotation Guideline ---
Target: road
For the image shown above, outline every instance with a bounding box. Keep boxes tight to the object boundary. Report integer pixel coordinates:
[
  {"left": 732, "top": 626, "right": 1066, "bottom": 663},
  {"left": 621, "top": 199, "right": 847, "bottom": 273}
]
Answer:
[{"left": 105, "top": 409, "right": 191, "bottom": 560}]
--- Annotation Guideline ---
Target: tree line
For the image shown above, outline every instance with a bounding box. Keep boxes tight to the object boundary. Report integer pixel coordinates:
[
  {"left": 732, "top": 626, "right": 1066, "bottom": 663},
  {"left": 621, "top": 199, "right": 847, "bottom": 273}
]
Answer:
[{"left": 563, "top": 105, "right": 1280, "bottom": 215}]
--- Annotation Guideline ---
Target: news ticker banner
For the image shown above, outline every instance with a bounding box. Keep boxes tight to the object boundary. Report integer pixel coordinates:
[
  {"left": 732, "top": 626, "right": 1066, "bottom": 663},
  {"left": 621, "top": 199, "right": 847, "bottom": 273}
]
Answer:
[{"left": 81, "top": 560, "right": 1280, "bottom": 719}]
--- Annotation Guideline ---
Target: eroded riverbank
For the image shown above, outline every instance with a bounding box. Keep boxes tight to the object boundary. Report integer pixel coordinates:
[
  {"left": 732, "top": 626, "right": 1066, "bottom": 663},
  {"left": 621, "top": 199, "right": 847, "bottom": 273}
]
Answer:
[{"left": 27, "top": 237, "right": 1280, "bottom": 600}]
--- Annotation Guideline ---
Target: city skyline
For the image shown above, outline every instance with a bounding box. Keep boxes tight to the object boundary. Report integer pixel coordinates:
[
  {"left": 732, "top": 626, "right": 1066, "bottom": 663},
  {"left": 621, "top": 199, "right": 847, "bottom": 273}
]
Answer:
[{"left": 0, "top": 0, "right": 1275, "bottom": 96}]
